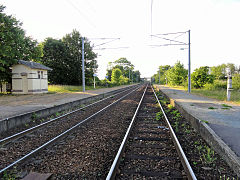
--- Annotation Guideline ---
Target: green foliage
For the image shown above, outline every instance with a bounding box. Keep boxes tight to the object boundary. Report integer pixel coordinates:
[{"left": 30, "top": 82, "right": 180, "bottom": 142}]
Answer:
[
  {"left": 165, "top": 61, "right": 187, "bottom": 86},
  {"left": 173, "top": 121, "right": 179, "bottom": 132},
  {"left": 111, "top": 68, "right": 122, "bottom": 85},
  {"left": 232, "top": 74, "right": 240, "bottom": 89},
  {"left": 40, "top": 30, "right": 97, "bottom": 85},
  {"left": 152, "top": 65, "right": 171, "bottom": 84},
  {"left": 201, "top": 146, "right": 216, "bottom": 164},
  {"left": 221, "top": 104, "right": 232, "bottom": 108},
  {"left": 204, "top": 80, "right": 226, "bottom": 90},
  {"left": 167, "top": 104, "right": 174, "bottom": 110},
  {"left": 210, "top": 63, "right": 235, "bottom": 80},
  {"left": 106, "top": 57, "right": 140, "bottom": 83},
  {"left": 31, "top": 112, "right": 38, "bottom": 120},
  {"left": 208, "top": 106, "right": 216, "bottom": 110},
  {"left": 191, "top": 66, "right": 214, "bottom": 88},
  {"left": 156, "top": 111, "right": 163, "bottom": 121},
  {"left": 0, "top": 5, "right": 41, "bottom": 84},
  {"left": 210, "top": 64, "right": 226, "bottom": 80},
  {"left": 99, "top": 78, "right": 113, "bottom": 87}
]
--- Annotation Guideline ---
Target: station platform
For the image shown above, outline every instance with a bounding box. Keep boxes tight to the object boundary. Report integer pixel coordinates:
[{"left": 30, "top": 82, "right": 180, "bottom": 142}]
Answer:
[
  {"left": 0, "top": 85, "right": 135, "bottom": 120},
  {"left": 155, "top": 85, "right": 240, "bottom": 176}
]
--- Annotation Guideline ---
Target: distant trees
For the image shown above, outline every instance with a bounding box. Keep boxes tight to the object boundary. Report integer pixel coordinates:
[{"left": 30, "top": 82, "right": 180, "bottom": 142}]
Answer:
[
  {"left": 111, "top": 68, "right": 122, "bottom": 85},
  {"left": 106, "top": 57, "right": 140, "bottom": 84},
  {"left": 0, "top": 5, "right": 41, "bottom": 84},
  {"left": 210, "top": 63, "right": 236, "bottom": 80},
  {"left": 40, "top": 30, "right": 97, "bottom": 85},
  {"left": 152, "top": 61, "right": 240, "bottom": 90},
  {"left": 152, "top": 65, "right": 171, "bottom": 84},
  {"left": 165, "top": 61, "right": 187, "bottom": 86},
  {"left": 191, "top": 66, "right": 214, "bottom": 88}
]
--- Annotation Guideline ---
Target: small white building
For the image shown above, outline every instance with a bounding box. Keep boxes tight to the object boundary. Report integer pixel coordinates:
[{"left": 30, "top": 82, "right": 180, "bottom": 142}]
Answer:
[{"left": 12, "top": 60, "right": 52, "bottom": 94}]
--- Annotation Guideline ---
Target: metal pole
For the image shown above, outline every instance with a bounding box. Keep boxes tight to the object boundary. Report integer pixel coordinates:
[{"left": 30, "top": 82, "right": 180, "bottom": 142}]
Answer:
[
  {"left": 188, "top": 30, "right": 191, "bottom": 93},
  {"left": 82, "top": 37, "right": 85, "bottom": 92},
  {"left": 132, "top": 70, "right": 133, "bottom": 83},
  {"left": 159, "top": 67, "right": 160, "bottom": 84},
  {"left": 129, "top": 68, "right": 130, "bottom": 83},
  {"left": 94, "top": 60, "right": 96, "bottom": 89},
  {"left": 226, "top": 68, "right": 232, "bottom": 101}
]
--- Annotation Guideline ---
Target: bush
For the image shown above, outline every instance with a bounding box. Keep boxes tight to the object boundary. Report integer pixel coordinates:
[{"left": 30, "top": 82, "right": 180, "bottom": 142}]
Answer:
[
  {"left": 100, "top": 79, "right": 114, "bottom": 87},
  {"left": 204, "top": 80, "right": 226, "bottom": 90},
  {"left": 120, "top": 76, "right": 129, "bottom": 85},
  {"left": 191, "top": 66, "right": 214, "bottom": 88},
  {"left": 233, "top": 74, "right": 240, "bottom": 90}
]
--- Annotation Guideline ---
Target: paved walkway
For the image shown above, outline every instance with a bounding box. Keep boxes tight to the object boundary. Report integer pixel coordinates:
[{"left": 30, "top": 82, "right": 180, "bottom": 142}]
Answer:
[
  {"left": 0, "top": 85, "right": 134, "bottom": 120},
  {"left": 157, "top": 85, "right": 240, "bottom": 157}
]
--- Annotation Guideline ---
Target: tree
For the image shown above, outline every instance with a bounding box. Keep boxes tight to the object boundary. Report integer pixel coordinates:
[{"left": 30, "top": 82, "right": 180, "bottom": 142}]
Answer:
[
  {"left": 0, "top": 5, "right": 41, "bottom": 84},
  {"left": 165, "top": 61, "right": 187, "bottom": 86},
  {"left": 191, "top": 66, "right": 214, "bottom": 88},
  {"left": 62, "top": 30, "right": 97, "bottom": 85},
  {"left": 152, "top": 65, "right": 171, "bottom": 84},
  {"left": 111, "top": 68, "right": 122, "bottom": 85},
  {"left": 40, "top": 30, "right": 97, "bottom": 85},
  {"left": 106, "top": 57, "right": 134, "bottom": 81},
  {"left": 210, "top": 64, "right": 226, "bottom": 80},
  {"left": 232, "top": 74, "right": 240, "bottom": 89},
  {"left": 39, "top": 38, "right": 71, "bottom": 84}
]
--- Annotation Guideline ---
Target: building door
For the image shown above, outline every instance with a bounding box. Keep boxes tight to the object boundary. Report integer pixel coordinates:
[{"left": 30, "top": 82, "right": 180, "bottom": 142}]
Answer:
[{"left": 22, "top": 76, "right": 28, "bottom": 94}]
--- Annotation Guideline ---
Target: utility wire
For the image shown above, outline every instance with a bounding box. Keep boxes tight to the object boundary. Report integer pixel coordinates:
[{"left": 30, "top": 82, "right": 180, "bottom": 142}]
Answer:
[
  {"left": 92, "top": 38, "right": 120, "bottom": 47},
  {"left": 65, "top": 0, "right": 96, "bottom": 29},
  {"left": 151, "top": 35, "right": 187, "bottom": 45},
  {"left": 149, "top": 43, "right": 187, "bottom": 47},
  {"left": 154, "top": 31, "right": 187, "bottom": 36},
  {"left": 93, "top": 47, "right": 129, "bottom": 50}
]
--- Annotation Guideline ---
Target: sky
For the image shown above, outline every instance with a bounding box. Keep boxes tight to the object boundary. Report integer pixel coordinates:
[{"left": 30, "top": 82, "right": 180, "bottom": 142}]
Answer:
[{"left": 2, "top": 0, "right": 240, "bottom": 79}]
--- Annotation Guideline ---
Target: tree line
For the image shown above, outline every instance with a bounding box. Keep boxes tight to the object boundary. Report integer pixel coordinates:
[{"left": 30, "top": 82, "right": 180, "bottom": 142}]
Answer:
[
  {"left": 152, "top": 61, "right": 240, "bottom": 90},
  {"left": 0, "top": 4, "right": 98, "bottom": 86},
  {"left": 101, "top": 57, "right": 141, "bottom": 87},
  {"left": 1, "top": 5, "right": 142, "bottom": 89}
]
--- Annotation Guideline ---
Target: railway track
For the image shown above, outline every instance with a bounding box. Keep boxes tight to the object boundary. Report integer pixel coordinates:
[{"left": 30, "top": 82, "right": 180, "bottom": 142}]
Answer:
[
  {"left": 107, "top": 85, "right": 197, "bottom": 179},
  {"left": 0, "top": 84, "right": 143, "bottom": 176}
]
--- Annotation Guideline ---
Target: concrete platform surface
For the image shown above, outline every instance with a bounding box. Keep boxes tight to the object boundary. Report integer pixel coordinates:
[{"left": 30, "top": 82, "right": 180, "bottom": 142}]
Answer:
[
  {"left": 0, "top": 85, "right": 135, "bottom": 120},
  {"left": 157, "top": 85, "right": 240, "bottom": 157}
]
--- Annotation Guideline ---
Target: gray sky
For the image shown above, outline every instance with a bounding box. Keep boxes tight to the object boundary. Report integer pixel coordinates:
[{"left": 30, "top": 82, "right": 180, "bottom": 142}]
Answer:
[{"left": 2, "top": 0, "right": 240, "bottom": 79}]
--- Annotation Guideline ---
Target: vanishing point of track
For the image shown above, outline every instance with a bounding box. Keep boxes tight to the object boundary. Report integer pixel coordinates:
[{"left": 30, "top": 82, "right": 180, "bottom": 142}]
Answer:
[
  {"left": 0, "top": 84, "right": 197, "bottom": 179},
  {"left": 107, "top": 85, "right": 196, "bottom": 179},
  {"left": 0, "top": 85, "right": 141, "bottom": 175}
]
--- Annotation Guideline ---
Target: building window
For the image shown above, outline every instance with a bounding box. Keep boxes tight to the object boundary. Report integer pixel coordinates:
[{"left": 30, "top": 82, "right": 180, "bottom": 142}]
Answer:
[
  {"left": 41, "top": 71, "right": 43, "bottom": 79},
  {"left": 38, "top": 71, "right": 40, "bottom": 79}
]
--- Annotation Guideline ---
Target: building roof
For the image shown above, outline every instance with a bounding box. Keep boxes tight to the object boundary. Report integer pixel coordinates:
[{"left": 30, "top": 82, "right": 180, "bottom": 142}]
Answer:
[{"left": 18, "top": 60, "right": 52, "bottom": 71}]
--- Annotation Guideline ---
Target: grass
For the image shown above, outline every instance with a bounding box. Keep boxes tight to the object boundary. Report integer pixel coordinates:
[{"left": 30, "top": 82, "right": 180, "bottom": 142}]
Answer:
[
  {"left": 162, "top": 85, "right": 240, "bottom": 104},
  {"left": 48, "top": 85, "right": 103, "bottom": 93},
  {"left": 191, "top": 89, "right": 240, "bottom": 104}
]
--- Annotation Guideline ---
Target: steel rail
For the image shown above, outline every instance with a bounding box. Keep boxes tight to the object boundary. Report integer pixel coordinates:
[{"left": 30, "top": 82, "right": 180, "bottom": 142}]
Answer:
[
  {"left": 0, "top": 85, "right": 139, "bottom": 146},
  {"left": 0, "top": 85, "right": 143, "bottom": 175},
  {"left": 106, "top": 84, "right": 148, "bottom": 180},
  {"left": 151, "top": 85, "right": 197, "bottom": 180}
]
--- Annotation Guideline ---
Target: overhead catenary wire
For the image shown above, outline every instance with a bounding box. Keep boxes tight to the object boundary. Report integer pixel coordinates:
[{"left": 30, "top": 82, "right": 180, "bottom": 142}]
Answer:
[
  {"left": 149, "top": 43, "right": 188, "bottom": 47},
  {"left": 93, "top": 38, "right": 120, "bottom": 48},
  {"left": 93, "top": 47, "right": 129, "bottom": 50},
  {"left": 65, "top": 0, "right": 96, "bottom": 29},
  {"left": 151, "top": 35, "right": 187, "bottom": 45},
  {"left": 154, "top": 31, "right": 187, "bottom": 36}
]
